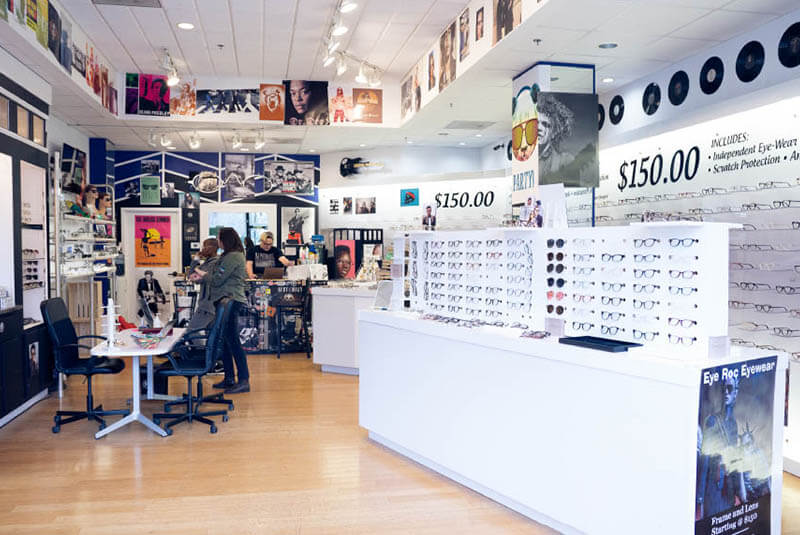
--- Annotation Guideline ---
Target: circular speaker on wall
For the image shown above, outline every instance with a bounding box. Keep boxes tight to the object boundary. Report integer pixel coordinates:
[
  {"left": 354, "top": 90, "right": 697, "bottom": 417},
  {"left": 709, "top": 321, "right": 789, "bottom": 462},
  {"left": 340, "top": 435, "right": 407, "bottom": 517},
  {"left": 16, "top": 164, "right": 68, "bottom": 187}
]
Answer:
[
  {"left": 778, "top": 22, "right": 800, "bottom": 69},
  {"left": 598, "top": 103, "right": 605, "bottom": 130},
  {"left": 609, "top": 95, "right": 624, "bottom": 125},
  {"left": 699, "top": 56, "right": 724, "bottom": 95},
  {"left": 642, "top": 83, "right": 661, "bottom": 115},
  {"left": 736, "top": 40, "right": 765, "bottom": 83},
  {"left": 668, "top": 70, "right": 689, "bottom": 106}
]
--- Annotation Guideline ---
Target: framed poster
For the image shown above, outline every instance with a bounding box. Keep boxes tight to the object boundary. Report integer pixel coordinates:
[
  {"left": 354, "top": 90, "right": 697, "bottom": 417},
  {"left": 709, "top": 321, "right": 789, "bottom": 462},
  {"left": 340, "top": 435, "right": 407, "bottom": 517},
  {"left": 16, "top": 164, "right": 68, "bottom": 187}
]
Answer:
[
  {"left": 140, "top": 176, "right": 161, "bottom": 205},
  {"left": 134, "top": 215, "right": 171, "bottom": 267}
]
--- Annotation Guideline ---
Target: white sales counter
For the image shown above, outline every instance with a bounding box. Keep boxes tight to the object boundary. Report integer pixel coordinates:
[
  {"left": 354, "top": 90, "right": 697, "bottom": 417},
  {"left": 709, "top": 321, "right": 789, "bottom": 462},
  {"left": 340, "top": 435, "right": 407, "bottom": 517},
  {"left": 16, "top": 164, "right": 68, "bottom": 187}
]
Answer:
[
  {"left": 311, "top": 285, "right": 376, "bottom": 375},
  {"left": 358, "top": 311, "right": 787, "bottom": 535}
]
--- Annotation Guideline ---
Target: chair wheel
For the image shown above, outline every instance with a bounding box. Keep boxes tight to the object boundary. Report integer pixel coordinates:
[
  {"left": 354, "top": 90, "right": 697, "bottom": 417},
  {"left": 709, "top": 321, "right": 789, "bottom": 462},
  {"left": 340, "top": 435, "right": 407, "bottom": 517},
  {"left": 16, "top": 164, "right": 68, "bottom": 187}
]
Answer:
[
  {"left": 165, "top": 428, "right": 173, "bottom": 436},
  {"left": 52, "top": 425, "right": 60, "bottom": 433},
  {"left": 210, "top": 425, "right": 218, "bottom": 434},
  {"left": 54, "top": 415, "right": 60, "bottom": 424},
  {"left": 228, "top": 403, "right": 234, "bottom": 411},
  {"left": 222, "top": 414, "right": 229, "bottom": 423},
  {"left": 153, "top": 418, "right": 160, "bottom": 425},
  {"left": 164, "top": 406, "right": 171, "bottom": 413}
]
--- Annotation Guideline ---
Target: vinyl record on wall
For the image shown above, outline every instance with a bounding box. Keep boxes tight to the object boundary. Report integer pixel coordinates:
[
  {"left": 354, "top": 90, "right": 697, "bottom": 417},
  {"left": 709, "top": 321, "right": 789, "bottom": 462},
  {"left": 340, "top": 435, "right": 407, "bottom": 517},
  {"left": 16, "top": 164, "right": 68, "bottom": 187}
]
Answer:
[
  {"left": 668, "top": 70, "right": 689, "bottom": 106},
  {"left": 598, "top": 103, "right": 605, "bottom": 130},
  {"left": 642, "top": 83, "right": 661, "bottom": 115},
  {"left": 699, "top": 56, "right": 724, "bottom": 95},
  {"left": 778, "top": 22, "right": 800, "bottom": 69},
  {"left": 736, "top": 40, "right": 765, "bottom": 83},
  {"left": 609, "top": 95, "right": 624, "bottom": 125}
]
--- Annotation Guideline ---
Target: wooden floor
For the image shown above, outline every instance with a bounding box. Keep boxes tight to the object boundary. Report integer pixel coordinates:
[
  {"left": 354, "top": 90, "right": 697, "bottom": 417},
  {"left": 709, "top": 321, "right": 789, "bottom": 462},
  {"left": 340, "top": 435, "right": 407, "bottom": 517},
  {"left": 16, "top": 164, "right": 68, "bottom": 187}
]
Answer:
[{"left": 0, "top": 355, "right": 798, "bottom": 534}]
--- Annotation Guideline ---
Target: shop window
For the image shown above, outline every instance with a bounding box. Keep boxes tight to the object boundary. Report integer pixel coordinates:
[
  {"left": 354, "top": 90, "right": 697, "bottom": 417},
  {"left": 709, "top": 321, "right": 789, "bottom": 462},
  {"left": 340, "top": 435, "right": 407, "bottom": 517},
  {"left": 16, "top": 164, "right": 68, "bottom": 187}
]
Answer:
[
  {"left": 16, "top": 106, "right": 29, "bottom": 139},
  {"left": 0, "top": 95, "right": 8, "bottom": 130},
  {"left": 32, "top": 115, "right": 44, "bottom": 146}
]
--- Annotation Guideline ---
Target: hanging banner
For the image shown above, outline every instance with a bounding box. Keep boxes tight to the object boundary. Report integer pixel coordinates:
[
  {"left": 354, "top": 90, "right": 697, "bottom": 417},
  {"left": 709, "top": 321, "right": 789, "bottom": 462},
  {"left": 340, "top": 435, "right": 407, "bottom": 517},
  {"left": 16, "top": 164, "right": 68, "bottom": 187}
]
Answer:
[
  {"left": 134, "top": 215, "right": 171, "bottom": 267},
  {"left": 695, "top": 356, "right": 777, "bottom": 535}
]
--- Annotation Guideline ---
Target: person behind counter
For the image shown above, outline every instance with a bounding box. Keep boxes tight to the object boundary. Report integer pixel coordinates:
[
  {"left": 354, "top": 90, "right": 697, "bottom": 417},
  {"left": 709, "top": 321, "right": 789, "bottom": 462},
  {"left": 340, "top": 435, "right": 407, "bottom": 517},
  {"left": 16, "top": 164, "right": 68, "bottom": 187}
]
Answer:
[
  {"left": 192, "top": 227, "right": 250, "bottom": 394},
  {"left": 246, "top": 231, "right": 291, "bottom": 279}
]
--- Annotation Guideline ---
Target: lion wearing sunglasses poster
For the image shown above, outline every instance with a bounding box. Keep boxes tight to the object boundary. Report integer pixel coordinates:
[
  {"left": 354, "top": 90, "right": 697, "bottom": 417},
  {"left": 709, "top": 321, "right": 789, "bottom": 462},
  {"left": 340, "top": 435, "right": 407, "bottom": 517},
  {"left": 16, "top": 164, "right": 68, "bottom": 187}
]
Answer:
[{"left": 511, "top": 85, "right": 538, "bottom": 162}]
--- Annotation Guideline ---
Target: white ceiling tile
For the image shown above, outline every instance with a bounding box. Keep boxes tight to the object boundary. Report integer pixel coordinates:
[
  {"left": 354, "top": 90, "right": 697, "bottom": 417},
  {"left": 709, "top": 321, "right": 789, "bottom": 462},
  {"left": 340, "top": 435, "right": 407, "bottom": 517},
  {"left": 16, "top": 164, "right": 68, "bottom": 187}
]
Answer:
[
  {"left": 598, "top": 4, "right": 712, "bottom": 36},
  {"left": 640, "top": 36, "right": 721, "bottom": 62},
  {"left": 670, "top": 10, "right": 778, "bottom": 41},
  {"left": 722, "top": 0, "right": 800, "bottom": 14}
]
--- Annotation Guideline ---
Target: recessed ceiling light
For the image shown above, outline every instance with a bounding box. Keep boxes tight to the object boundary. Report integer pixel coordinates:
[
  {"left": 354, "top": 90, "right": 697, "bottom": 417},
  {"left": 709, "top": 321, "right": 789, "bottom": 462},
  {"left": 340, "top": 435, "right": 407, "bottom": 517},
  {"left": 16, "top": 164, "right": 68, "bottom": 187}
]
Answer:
[
  {"left": 340, "top": 1, "right": 357, "bottom": 13},
  {"left": 475, "top": 134, "right": 482, "bottom": 138},
  {"left": 602, "top": 77, "right": 615, "bottom": 83},
  {"left": 459, "top": 142, "right": 466, "bottom": 146},
  {"left": 598, "top": 42, "right": 618, "bottom": 49},
  {"left": 406, "top": 140, "right": 413, "bottom": 144},
  {"left": 359, "top": 143, "right": 366, "bottom": 147},
  {"left": 166, "top": 146, "right": 176, "bottom": 150},
  {"left": 308, "top": 149, "right": 316, "bottom": 152},
  {"left": 240, "top": 147, "right": 250, "bottom": 151},
  {"left": 177, "top": 22, "right": 194, "bottom": 30}
]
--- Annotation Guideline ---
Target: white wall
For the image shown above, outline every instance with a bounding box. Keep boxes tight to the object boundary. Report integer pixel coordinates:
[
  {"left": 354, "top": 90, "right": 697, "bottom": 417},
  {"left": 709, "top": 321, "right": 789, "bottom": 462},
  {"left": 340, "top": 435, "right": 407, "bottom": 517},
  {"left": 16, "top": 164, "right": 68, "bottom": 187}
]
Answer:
[
  {"left": 481, "top": 141, "right": 511, "bottom": 172},
  {"left": 47, "top": 115, "right": 89, "bottom": 156},
  {"left": 0, "top": 45, "right": 52, "bottom": 105}
]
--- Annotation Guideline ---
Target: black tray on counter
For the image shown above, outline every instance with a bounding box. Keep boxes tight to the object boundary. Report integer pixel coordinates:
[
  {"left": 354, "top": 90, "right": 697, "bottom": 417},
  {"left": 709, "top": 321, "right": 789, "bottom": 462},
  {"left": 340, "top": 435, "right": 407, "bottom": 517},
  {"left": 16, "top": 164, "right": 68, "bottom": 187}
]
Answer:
[{"left": 558, "top": 336, "right": 642, "bottom": 353}]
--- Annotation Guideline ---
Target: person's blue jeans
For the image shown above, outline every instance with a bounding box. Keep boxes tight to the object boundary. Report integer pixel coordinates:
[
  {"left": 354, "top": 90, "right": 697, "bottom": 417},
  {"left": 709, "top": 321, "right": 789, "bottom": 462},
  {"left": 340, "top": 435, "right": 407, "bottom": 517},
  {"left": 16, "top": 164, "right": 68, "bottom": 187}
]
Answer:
[{"left": 221, "top": 300, "right": 249, "bottom": 383}]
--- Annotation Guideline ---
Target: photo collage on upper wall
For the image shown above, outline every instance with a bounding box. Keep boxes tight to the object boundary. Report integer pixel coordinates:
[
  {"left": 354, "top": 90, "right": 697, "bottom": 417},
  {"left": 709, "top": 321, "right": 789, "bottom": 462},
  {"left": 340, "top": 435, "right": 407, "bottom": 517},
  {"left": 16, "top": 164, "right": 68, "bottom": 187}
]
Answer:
[
  {"left": 2, "top": 0, "right": 118, "bottom": 115},
  {"left": 122, "top": 75, "right": 383, "bottom": 126}
]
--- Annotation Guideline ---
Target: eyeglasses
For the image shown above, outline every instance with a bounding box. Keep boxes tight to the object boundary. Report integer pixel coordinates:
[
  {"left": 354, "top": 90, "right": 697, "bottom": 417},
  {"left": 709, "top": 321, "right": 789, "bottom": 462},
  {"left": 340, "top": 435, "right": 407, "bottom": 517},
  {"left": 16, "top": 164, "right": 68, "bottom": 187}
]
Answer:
[
  {"left": 547, "top": 305, "right": 565, "bottom": 315},
  {"left": 572, "top": 321, "right": 594, "bottom": 331},
  {"left": 633, "top": 254, "right": 660, "bottom": 263},
  {"left": 573, "top": 294, "right": 594, "bottom": 303},
  {"left": 573, "top": 267, "right": 595, "bottom": 275},
  {"left": 512, "top": 118, "right": 537, "bottom": 151},
  {"left": 601, "top": 311, "right": 625, "bottom": 321},
  {"left": 668, "top": 317, "right": 697, "bottom": 328},
  {"left": 634, "top": 269, "right": 659, "bottom": 279},
  {"left": 601, "top": 325, "right": 624, "bottom": 335},
  {"left": 754, "top": 304, "right": 787, "bottom": 313},
  {"left": 731, "top": 243, "right": 773, "bottom": 251},
  {"left": 572, "top": 280, "right": 595, "bottom": 289},
  {"left": 758, "top": 181, "right": 792, "bottom": 189},
  {"left": 633, "top": 299, "right": 659, "bottom": 310},
  {"left": 466, "top": 240, "right": 482, "bottom": 247},
  {"left": 547, "top": 264, "right": 565, "bottom": 273},
  {"left": 633, "top": 238, "right": 659, "bottom": 248},
  {"left": 547, "top": 239, "right": 565, "bottom": 248},
  {"left": 548, "top": 252, "right": 564, "bottom": 261},
  {"left": 773, "top": 200, "right": 800, "bottom": 208},
  {"left": 668, "top": 238, "right": 699, "bottom": 247},
  {"left": 601, "top": 296, "right": 625, "bottom": 306},
  {"left": 573, "top": 254, "right": 594, "bottom": 262},
  {"left": 773, "top": 327, "right": 800, "bottom": 337},
  {"left": 777, "top": 285, "right": 800, "bottom": 294},
  {"left": 601, "top": 253, "right": 625, "bottom": 262},
  {"left": 486, "top": 252, "right": 503, "bottom": 259},
  {"left": 520, "top": 330, "right": 550, "bottom": 339},
  {"left": 669, "top": 286, "right": 697, "bottom": 296},
  {"left": 633, "top": 284, "right": 659, "bottom": 294},
  {"left": 601, "top": 282, "right": 625, "bottom": 292},
  {"left": 447, "top": 240, "right": 463, "bottom": 247},
  {"left": 668, "top": 334, "right": 697, "bottom": 346},
  {"left": 731, "top": 321, "right": 768, "bottom": 331},
  {"left": 742, "top": 203, "right": 773, "bottom": 210},
  {"left": 632, "top": 329, "right": 659, "bottom": 341},
  {"left": 730, "top": 262, "right": 755, "bottom": 270},
  {"left": 668, "top": 270, "right": 697, "bottom": 280},
  {"left": 572, "top": 238, "right": 595, "bottom": 247},
  {"left": 547, "top": 278, "right": 565, "bottom": 288},
  {"left": 486, "top": 239, "right": 502, "bottom": 247}
]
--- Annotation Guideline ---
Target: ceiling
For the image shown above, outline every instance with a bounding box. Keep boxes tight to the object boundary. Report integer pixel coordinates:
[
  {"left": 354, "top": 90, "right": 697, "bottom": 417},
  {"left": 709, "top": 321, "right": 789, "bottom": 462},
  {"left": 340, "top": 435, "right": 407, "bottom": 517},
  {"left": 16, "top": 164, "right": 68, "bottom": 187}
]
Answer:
[{"left": 38, "top": 0, "right": 800, "bottom": 153}]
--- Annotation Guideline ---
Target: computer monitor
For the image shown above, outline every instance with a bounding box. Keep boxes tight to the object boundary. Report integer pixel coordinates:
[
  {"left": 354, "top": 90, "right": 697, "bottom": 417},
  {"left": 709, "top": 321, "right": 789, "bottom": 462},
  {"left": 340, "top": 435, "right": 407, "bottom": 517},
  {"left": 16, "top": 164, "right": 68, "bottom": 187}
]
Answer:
[{"left": 138, "top": 296, "right": 155, "bottom": 327}]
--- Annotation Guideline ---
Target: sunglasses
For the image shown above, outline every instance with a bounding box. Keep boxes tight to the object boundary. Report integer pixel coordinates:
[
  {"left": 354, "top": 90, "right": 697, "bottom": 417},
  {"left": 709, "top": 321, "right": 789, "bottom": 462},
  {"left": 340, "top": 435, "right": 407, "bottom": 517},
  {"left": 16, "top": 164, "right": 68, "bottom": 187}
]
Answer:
[
  {"left": 547, "top": 263, "right": 565, "bottom": 273},
  {"left": 547, "top": 305, "right": 565, "bottom": 315},
  {"left": 547, "top": 291, "right": 566, "bottom": 301},
  {"left": 512, "top": 118, "right": 537, "bottom": 151},
  {"left": 547, "top": 239, "right": 565, "bottom": 248},
  {"left": 548, "top": 252, "right": 564, "bottom": 261},
  {"left": 547, "top": 278, "right": 565, "bottom": 288}
]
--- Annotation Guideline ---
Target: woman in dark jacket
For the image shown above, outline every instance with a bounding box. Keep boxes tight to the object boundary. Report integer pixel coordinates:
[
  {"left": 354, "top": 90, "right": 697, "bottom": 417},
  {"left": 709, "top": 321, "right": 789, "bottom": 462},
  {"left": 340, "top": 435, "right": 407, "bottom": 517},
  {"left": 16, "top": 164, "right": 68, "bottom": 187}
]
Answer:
[{"left": 192, "top": 227, "right": 250, "bottom": 393}]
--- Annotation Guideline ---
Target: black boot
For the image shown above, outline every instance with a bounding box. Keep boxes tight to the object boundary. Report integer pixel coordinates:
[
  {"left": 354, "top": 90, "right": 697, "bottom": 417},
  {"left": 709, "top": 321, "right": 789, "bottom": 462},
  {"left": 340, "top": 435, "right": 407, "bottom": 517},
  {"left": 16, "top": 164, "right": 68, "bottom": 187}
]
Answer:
[
  {"left": 212, "top": 378, "right": 235, "bottom": 389},
  {"left": 224, "top": 381, "right": 250, "bottom": 394}
]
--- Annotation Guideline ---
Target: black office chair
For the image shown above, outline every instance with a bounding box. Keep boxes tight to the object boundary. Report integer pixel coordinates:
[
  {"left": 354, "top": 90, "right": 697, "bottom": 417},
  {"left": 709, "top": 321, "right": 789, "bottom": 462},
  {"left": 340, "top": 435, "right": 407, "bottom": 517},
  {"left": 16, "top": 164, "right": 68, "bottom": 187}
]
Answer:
[
  {"left": 274, "top": 284, "right": 311, "bottom": 359},
  {"left": 40, "top": 298, "right": 129, "bottom": 433},
  {"left": 152, "top": 300, "right": 233, "bottom": 435}
]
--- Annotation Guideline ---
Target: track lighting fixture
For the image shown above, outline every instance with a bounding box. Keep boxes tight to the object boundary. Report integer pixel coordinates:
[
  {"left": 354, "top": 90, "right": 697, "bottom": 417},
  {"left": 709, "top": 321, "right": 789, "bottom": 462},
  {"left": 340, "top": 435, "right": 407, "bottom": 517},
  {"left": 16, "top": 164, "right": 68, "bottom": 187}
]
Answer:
[
  {"left": 323, "top": 54, "right": 336, "bottom": 67},
  {"left": 147, "top": 130, "right": 158, "bottom": 147},
  {"left": 160, "top": 133, "right": 172, "bottom": 147},
  {"left": 188, "top": 132, "right": 201, "bottom": 150},
  {"left": 254, "top": 131, "right": 266, "bottom": 150},
  {"left": 332, "top": 16, "right": 348, "bottom": 36},
  {"left": 355, "top": 63, "right": 368, "bottom": 84},
  {"left": 161, "top": 48, "right": 180, "bottom": 86},
  {"left": 340, "top": 1, "right": 357, "bottom": 13},
  {"left": 232, "top": 132, "right": 242, "bottom": 149},
  {"left": 328, "top": 40, "right": 340, "bottom": 54},
  {"left": 336, "top": 54, "right": 348, "bottom": 76}
]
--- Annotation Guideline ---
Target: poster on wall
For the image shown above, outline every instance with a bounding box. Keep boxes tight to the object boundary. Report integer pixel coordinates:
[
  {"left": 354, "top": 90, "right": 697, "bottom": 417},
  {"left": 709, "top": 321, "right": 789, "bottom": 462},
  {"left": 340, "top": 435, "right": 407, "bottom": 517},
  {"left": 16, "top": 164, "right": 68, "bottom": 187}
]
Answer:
[
  {"left": 264, "top": 160, "right": 314, "bottom": 195},
  {"left": 196, "top": 89, "right": 258, "bottom": 115},
  {"left": 0, "top": 1, "right": 6, "bottom": 22},
  {"left": 355, "top": 197, "right": 376, "bottom": 214},
  {"left": 72, "top": 43, "right": 86, "bottom": 77},
  {"left": 422, "top": 203, "right": 437, "bottom": 230},
  {"left": 343, "top": 197, "right": 353, "bottom": 214},
  {"left": 47, "top": 1, "right": 60, "bottom": 61},
  {"left": 36, "top": 0, "right": 46, "bottom": 47},
  {"left": 427, "top": 51, "right": 436, "bottom": 92},
  {"left": 511, "top": 73, "right": 540, "bottom": 204},
  {"left": 329, "top": 198, "right": 339, "bottom": 215},
  {"left": 476, "top": 7, "right": 485, "bottom": 41},
  {"left": 222, "top": 153, "right": 256, "bottom": 201},
  {"left": 329, "top": 86, "right": 353, "bottom": 123},
  {"left": 26, "top": 0, "right": 37, "bottom": 31},
  {"left": 537, "top": 92, "right": 599, "bottom": 188},
  {"left": 352, "top": 88, "right": 382, "bottom": 123},
  {"left": 493, "top": 0, "right": 521, "bottom": 45},
  {"left": 125, "top": 72, "right": 138, "bottom": 114},
  {"left": 401, "top": 188, "right": 419, "bottom": 207},
  {"left": 170, "top": 79, "right": 196, "bottom": 116},
  {"left": 332, "top": 239, "right": 355, "bottom": 279},
  {"left": 284, "top": 80, "right": 329, "bottom": 125},
  {"left": 27, "top": 341, "right": 39, "bottom": 380},
  {"left": 60, "top": 17, "right": 71, "bottom": 73},
  {"left": 281, "top": 206, "right": 314, "bottom": 244},
  {"left": 138, "top": 74, "right": 170, "bottom": 116},
  {"left": 183, "top": 223, "right": 198, "bottom": 242},
  {"left": 259, "top": 83, "right": 284, "bottom": 121},
  {"left": 458, "top": 8, "right": 470, "bottom": 62},
  {"left": 139, "top": 176, "right": 161, "bottom": 205},
  {"left": 439, "top": 22, "right": 456, "bottom": 92},
  {"left": 134, "top": 215, "right": 171, "bottom": 267},
  {"left": 695, "top": 357, "right": 776, "bottom": 535}
]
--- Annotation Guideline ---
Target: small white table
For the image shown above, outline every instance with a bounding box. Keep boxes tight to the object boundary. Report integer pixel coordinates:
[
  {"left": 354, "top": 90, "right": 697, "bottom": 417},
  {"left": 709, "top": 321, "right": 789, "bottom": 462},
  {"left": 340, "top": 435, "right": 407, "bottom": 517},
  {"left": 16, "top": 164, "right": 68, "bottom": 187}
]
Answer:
[
  {"left": 311, "top": 285, "right": 376, "bottom": 375},
  {"left": 91, "top": 329, "right": 185, "bottom": 439}
]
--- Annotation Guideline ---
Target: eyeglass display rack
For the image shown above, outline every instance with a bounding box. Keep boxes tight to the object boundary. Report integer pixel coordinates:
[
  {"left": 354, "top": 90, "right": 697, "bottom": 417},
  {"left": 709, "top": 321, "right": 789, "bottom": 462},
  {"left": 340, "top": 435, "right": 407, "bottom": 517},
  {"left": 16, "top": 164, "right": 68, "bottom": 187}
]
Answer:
[
  {"left": 405, "top": 222, "right": 738, "bottom": 358},
  {"left": 53, "top": 151, "right": 119, "bottom": 337}
]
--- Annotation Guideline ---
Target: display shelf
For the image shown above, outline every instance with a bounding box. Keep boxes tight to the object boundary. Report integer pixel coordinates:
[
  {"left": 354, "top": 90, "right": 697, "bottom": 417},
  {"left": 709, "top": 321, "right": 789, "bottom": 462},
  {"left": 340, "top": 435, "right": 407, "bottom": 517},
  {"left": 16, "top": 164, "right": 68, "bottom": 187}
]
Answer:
[
  {"left": 23, "top": 321, "right": 43, "bottom": 330},
  {"left": 62, "top": 237, "right": 116, "bottom": 243},
  {"left": 63, "top": 214, "right": 117, "bottom": 225},
  {"left": 61, "top": 267, "right": 115, "bottom": 280}
]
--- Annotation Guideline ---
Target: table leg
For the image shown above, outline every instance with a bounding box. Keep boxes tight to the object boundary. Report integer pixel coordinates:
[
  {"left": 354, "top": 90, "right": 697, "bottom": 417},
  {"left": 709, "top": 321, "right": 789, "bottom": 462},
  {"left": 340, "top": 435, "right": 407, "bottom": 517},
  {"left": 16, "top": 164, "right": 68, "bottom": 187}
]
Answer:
[
  {"left": 95, "top": 355, "right": 168, "bottom": 439},
  {"left": 145, "top": 355, "right": 179, "bottom": 402}
]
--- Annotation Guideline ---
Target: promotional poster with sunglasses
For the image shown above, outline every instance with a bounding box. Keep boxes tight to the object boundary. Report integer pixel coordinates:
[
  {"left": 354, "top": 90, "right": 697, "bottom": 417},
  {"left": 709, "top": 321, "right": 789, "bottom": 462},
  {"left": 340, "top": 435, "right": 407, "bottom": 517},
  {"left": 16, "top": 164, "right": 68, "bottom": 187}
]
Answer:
[{"left": 695, "top": 356, "right": 778, "bottom": 535}]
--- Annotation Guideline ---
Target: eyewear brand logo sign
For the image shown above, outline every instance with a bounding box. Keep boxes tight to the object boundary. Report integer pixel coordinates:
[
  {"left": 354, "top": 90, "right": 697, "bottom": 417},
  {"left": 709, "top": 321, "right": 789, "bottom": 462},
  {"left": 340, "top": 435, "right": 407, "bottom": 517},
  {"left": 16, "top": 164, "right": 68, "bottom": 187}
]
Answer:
[{"left": 401, "top": 188, "right": 419, "bottom": 207}]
